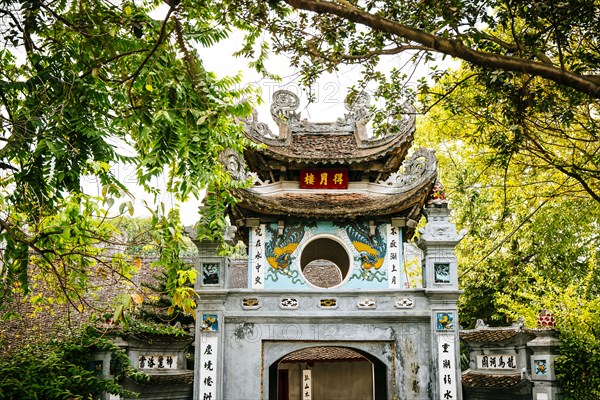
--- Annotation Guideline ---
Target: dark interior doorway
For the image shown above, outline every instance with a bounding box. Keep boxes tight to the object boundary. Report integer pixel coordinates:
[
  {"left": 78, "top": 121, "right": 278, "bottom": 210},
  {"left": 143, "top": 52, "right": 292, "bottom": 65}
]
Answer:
[
  {"left": 278, "top": 369, "right": 289, "bottom": 400},
  {"left": 268, "top": 346, "right": 387, "bottom": 400}
]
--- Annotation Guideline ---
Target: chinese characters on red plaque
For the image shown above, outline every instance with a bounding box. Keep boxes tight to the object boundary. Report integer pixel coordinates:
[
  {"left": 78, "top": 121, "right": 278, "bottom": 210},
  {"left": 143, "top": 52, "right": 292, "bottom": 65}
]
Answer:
[{"left": 300, "top": 169, "right": 348, "bottom": 189}]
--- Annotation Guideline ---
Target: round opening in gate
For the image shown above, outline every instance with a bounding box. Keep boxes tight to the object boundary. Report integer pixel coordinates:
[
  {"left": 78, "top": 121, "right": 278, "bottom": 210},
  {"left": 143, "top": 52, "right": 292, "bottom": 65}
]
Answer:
[{"left": 300, "top": 237, "right": 350, "bottom": 288}]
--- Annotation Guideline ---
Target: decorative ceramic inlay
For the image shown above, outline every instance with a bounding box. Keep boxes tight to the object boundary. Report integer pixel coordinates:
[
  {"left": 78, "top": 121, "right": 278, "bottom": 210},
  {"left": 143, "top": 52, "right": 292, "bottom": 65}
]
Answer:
[
  {"left": 319, "top": 298, "right": 337, "bottom": 308},
  {"left": 434, "top": 262, "right": 451, "bottom": 284},
  {"left": 533, "top": 359, "right": 548, "bottom": 375},
  {"left": 357, "top": 298, "right": 376, "bottom": 309},
  {"left": 436, "top": 312, "right": 454, "bottom": 331},
  {"left": 200, "top": 314, "right": 219, "bottom": 331},
  {"left": 242, "top": 298, "right": 260, "bottom": 309},
  {"left": 280, "top": 298, "right": 299, "bottom": 309},
  {"left": 201, "top": 262, "right": 221, "bottom": 285},
  {"left": 395, "top": 298, "right": 415, "bottom": 308}
]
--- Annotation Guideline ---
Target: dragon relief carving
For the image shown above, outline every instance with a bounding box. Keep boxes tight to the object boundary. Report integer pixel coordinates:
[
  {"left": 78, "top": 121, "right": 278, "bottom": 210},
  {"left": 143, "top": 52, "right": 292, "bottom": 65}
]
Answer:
[
  {"left": 244, "top": 89, "right": 417, "bottom": 143},
  {"left": 378, "top": 148, "right": 437, "bottom": 187},
  {"left": 247, "top": 109, "right": 277, "bottom": 139},
  {"left": 270, "top": 90, "right": 301, "bottom": 125},
  {"left": 218, "top": 149, "right": 249, "bottom": 181},
  {"left": 218, "top": 149, "right": 270, "bottom": 186},
  {"left": 344, "top": 91, "right": 372, "bottom": 122},
  {"left": 418, "top": 206, "right": 468, "bottom": 244}
]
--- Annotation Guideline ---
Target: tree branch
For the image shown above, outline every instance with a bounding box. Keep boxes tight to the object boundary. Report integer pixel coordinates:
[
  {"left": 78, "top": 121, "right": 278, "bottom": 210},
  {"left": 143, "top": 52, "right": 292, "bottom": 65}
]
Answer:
[
  {"left": 522, "top": 130, "right": 600, "bottom": 202},
  {"left": 40, "top": 3, "right": 92, "bottom": 38},
  {"left": 459, "top": 197, "right": 551, "bottom": 278},
  {"left": 0, "top": 85, "right": 16, "bottom": 133},
  {"left": 339, "top": 45, "right": 428, "bottom": 61},
  {"left": 79, "top": 49, "right": 150, "bottom": 80},
  {"left": 120, "top": 2, "right": 177, "bottom": 106},
  {"left": 421, "top": 73, "right": 479, "bottom": 114},
  {"left": 285, "top": 0, "right": 600, "bottom": 98}
]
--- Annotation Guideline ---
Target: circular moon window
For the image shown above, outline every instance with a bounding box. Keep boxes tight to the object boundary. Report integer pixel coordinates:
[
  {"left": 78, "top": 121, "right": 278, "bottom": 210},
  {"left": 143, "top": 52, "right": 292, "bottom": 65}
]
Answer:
[{"left": 300, "top": 237, "right": 351, "bottom": 288}]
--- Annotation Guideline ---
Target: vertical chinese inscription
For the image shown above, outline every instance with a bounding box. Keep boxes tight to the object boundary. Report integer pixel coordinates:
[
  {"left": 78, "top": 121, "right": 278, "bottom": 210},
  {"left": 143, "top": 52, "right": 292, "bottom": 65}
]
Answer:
[
  {"left": 437, "top": 335, "right": 457, "bottom": 400},
  {"left": 199, "top": 335, "right": 218, "bottom": 400},
  {"left": 302, "top": 370, "right": 312, "bottom": 400},
  {"left": 250, "top": 224, "right": 266, "bottom": 288},
  {"left": 386, "top": 224, "right": 402, "bottom": 288}
]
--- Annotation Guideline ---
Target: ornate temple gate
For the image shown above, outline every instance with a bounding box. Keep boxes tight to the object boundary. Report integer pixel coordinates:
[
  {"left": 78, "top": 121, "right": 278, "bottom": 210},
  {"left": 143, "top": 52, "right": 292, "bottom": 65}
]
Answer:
[{"left": 193, "top": 90, "right": 466, "bottom": 400}]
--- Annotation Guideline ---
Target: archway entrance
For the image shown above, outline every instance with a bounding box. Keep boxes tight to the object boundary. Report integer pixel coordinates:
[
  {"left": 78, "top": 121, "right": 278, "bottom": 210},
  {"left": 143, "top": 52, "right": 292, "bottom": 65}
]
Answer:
[{"left": 268, "top": 346, "right": 387, "bottom": 400}]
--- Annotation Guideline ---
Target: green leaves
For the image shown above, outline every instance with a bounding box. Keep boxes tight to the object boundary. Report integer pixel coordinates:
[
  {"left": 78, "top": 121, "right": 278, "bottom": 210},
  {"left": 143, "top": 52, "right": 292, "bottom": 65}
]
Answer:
[
  {"left": 0, "top": 328, "right": 142, "bottom": 399},
  {"left": 556, "top": 332, "right": 600, "bottom": 400},
  {"left": 418, "top": 72, "right": 600, "bottom": 397},
  {"left": 222, "top": 0, "right": 600, "bottom": 198},
  {"left": 0, "top": 0, "right": 259, "bottom": 316}
]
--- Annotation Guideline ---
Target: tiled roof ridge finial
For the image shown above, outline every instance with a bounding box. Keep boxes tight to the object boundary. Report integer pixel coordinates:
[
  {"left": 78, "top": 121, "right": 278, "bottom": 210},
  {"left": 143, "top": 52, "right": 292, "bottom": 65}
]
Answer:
[
  {"left": 475, "top": 319, "right": 489, "bottom": 329},
  {"left": 270, "top": 89, "right": 301, "bottom": 125}
]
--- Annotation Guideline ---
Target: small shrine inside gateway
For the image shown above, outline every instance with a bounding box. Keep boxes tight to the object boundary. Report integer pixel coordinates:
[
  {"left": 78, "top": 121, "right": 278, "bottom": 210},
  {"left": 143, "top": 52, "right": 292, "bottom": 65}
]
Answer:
[{"left": 193, "top": 90, "right": 466, "bottom": 400}]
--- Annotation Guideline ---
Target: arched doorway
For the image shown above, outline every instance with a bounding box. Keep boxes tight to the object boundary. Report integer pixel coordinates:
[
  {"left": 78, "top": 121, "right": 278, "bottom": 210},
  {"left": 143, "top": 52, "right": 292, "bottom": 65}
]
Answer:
[{"left": 268, "top": 346, "right": 387, "bottom": 400}]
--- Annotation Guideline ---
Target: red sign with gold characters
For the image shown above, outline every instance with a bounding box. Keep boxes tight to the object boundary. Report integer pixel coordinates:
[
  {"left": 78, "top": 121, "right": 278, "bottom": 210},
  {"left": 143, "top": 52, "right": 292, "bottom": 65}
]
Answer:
[{"left": 300, "top": 168, "right": 348, "bottom": 189}]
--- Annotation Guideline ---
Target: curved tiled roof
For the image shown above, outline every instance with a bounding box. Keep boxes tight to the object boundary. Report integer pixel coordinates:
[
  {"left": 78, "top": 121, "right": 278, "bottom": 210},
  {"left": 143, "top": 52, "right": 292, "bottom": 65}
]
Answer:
[
  {"left": 460, "top": 329, "right": 536, "bottom": 344},
  {"left": 231, "top": 147, "right": 437, "bottom": 220},
  {"left": 462, "top": 372, "right": 529, "bottom": 388},
  {"left": 280, "top": 347, "right": 368, "bottom": 363},
  {"left": 232, "top": 180, "right": 434, "bottom": 220},
  {"left": 144, "top": 371, "right": 194, "bottom": 385},
  {"left": 228, "top": 91, "right": 436, "bottom": 223},
  {"left": 242, "top": 89, "right": 416, "bottom": 173},
  {"left": 246, "top": 130, "right": 414, "bottom": 169}
]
